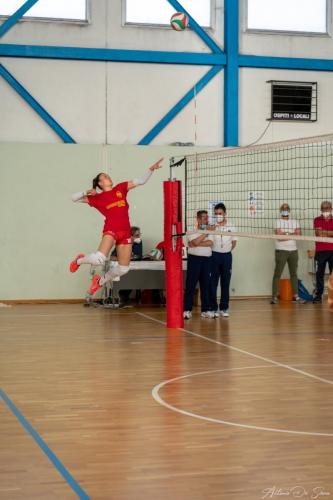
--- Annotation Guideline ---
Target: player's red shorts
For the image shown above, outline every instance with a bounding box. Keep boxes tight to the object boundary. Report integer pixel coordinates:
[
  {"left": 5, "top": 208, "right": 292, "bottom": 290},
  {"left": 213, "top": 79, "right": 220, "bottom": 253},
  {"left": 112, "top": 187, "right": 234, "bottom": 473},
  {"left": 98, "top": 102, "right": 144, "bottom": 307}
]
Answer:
[{"left": 103, "top": 229, "right": 132, "bottom": 245}]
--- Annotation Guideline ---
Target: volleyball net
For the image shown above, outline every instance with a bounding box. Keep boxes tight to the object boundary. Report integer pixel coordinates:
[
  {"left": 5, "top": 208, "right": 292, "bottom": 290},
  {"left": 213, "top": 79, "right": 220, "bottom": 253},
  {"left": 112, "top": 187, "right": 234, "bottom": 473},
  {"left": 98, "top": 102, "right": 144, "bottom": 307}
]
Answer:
[
  {"left": 164, "top": 133, "right": 333, "bottom": 326},
  {"left": 179, "top": 133, "right": 333, "bottom": 243}
]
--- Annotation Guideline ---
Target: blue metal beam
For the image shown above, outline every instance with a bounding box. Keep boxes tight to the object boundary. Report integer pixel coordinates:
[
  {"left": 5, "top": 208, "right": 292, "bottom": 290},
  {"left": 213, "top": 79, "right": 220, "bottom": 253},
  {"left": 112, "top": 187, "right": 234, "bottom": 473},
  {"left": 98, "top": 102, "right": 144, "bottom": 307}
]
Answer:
[
  {"left": 8, "top": 47, "right": 333, "bottom": 72},
  {"left": 166, "top": 0, "right": 223, "bottom": 54},
  {"left": 0, "top": 0, "right": 40, "bottom": 38},
  {"left": 0, "top": 63, "right": 75, "bottom": 143},
  {"left": 224, "top": 0, "right": 239, "bottom": 147},
  {"left": 139, "top": 65, "right": 223, "bottom": 145},
  {"left": 0, "top": 43, "right": 226, "bottom": 66},
  {"left": 3, "top": 3, "right": 333, "bottom": 148},
  {"left": 239, "top": 54, "right": 333, "bottom": 72}
]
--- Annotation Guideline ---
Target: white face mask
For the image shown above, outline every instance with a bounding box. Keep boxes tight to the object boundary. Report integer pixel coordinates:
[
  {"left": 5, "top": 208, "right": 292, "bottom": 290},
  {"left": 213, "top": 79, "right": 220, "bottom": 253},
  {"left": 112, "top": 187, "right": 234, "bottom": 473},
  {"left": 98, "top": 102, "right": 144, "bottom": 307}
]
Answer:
[
  {"left": 216, "top": 214, "right": 225, "bottom": 223},
  {"left": 280, "top": 211, "right": 290, "bottom": 217},
  {"left": 322, "top": 211, "right": 331, "bottom": 218},
  {"left": 133, "top": 237, "right": 141, "bottom": 244}
]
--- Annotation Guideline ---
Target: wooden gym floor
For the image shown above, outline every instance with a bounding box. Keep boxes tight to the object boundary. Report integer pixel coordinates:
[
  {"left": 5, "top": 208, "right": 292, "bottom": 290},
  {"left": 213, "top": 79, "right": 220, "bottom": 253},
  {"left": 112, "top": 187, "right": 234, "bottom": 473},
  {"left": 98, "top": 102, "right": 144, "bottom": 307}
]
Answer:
[{"left": 1, "top": 301, "right": 333, "bottom": 500}]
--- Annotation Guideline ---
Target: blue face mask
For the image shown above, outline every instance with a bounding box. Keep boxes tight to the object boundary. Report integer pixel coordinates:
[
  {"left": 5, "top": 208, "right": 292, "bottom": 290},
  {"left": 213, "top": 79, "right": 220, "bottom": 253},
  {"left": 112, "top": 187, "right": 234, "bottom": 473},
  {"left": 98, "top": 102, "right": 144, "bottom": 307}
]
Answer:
[
  {"left": 200, "top": 224, "right": 208, "bottom": 230},
  {"left": 280, "top": 211, "right": 289, "bottom": 217}
]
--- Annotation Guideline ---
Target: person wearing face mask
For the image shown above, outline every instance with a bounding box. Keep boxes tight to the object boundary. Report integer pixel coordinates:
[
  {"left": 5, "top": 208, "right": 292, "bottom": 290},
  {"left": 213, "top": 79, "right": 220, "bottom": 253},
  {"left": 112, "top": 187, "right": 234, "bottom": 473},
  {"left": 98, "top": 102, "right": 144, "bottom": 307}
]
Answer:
[
  {"left": 130, "top": 226, "right": 143, "bottom": 260},
  {"left": 271, "top": 203, "right": 304, "bottom": 304},
  {"left": 210, "top": 203, "right": 237, "bottom": 318},
  {"left": 313, "top": 201, "right": 333, "bottom": 303},
  {"left": 183, "top": 210, "right": 214, "bottom": 320}
]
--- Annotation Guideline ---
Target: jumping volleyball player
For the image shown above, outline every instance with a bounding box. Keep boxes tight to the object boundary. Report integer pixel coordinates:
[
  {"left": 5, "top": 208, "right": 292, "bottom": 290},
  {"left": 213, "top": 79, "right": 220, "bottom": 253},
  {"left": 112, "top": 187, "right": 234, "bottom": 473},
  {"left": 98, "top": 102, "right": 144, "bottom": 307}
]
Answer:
[{"left": 70, "top": 158, "right": 163, "bottom": 295}]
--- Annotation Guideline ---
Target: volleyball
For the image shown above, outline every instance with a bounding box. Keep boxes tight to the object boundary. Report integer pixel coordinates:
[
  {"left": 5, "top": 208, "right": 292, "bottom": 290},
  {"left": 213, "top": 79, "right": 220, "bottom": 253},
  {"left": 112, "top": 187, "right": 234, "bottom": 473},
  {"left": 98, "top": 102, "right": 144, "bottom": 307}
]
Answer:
[
  {"left": 170, "top": 12, "right": 189, "bottom": 31},
  {"left": 149, "top": 248, "right": 163, "bottom": 261}
]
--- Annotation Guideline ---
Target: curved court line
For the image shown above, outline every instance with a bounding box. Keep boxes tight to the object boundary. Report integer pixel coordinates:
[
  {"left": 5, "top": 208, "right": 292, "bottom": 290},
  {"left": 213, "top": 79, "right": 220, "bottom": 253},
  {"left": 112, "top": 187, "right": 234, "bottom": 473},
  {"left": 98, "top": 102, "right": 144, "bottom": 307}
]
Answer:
[
  {"left": 151, "top": 365, "right": 333, "bottom": 437},
  {"left": 137, "top": 313, "right": 333, "bottom": 386},
  {"left": 0, "top": 388, "right": 90, "bottom": 500}
]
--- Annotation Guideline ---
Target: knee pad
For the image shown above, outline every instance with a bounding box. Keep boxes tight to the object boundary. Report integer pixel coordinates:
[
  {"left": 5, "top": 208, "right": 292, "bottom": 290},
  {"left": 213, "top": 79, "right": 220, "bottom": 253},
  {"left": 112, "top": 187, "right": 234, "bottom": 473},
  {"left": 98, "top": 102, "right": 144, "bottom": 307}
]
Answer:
[
  {"left": 118, "top": 265, "right": 130, "bottom": 277},
  {"left": 90, "top": 251, "right": 106, "bottom": 266}
]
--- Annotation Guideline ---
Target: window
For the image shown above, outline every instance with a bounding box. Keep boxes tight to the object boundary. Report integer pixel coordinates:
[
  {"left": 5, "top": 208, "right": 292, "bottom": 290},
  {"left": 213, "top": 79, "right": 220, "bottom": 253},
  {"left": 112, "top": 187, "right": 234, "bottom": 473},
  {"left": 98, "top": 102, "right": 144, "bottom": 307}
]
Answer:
[
  {"left": 0, "top": 0, "right": 87, "bottom": 22},
  {"left": 247, "top": 0, "right": 327, "bottom": 34},
  {"left": 269, "top": 81, "right": 317, "bottom": 122},
  {"left": 125, "top": 0, "right": 211, "bottom": 28}
]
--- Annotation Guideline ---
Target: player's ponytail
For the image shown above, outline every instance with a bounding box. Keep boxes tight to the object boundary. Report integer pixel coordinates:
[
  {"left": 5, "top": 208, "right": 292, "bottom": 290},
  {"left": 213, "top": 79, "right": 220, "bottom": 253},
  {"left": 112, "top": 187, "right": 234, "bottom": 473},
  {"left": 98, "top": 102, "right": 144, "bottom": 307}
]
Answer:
[{"left": 92, "top": 173, "right": 103, "bottom": 190}]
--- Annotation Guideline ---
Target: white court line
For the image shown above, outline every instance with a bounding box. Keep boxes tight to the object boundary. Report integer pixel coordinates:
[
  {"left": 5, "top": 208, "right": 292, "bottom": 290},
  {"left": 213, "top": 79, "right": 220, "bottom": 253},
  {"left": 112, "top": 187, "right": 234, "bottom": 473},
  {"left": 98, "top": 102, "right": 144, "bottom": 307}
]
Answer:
[
  {"left": 152, "top": 365, "right": 333, "bottom": 437},
  {"left": 137, "top": 312, "right": 333, "bottom": 386}
]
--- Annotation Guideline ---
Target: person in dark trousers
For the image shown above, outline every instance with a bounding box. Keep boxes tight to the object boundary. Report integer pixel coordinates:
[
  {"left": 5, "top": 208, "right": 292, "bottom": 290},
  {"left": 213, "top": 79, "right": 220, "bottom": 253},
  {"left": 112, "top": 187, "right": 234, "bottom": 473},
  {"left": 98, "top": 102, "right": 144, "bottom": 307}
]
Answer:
[
  {"left": 183, "top": 210, "right": 213, "bottom": 319},
  {"left": 313, "top": 201, "right": 333, "bottom": 303},
  {"left": 210, "top": 203, "right": 237, "bottom": 318}
]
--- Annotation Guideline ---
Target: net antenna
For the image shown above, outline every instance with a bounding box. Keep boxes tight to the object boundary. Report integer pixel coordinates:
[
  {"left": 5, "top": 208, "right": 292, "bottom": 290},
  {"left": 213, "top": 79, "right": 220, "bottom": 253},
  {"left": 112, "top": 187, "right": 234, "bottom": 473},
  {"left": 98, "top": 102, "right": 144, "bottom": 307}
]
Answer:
[
  {"left": 169, "top": 156, "right": 187, "bottom": 244},
  {"left": 194, "top": 84, "right": 197, "bottom": 145},
  {"left": 169, "top": 156, "right": 185, "bottom": 179},
  {"left": 183, "top": 133, "right": 333, "bottom": 243},
  {"left": 102, "top": 143, "right": 110, "bottom": 175}
]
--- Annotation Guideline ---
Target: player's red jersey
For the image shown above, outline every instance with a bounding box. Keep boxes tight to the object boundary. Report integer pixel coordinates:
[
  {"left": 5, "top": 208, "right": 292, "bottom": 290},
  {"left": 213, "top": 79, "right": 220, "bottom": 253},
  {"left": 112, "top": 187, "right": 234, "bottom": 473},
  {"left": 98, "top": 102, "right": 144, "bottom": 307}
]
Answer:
[{"left": 87, "top": 182, "right": 131, "bottom": 235}]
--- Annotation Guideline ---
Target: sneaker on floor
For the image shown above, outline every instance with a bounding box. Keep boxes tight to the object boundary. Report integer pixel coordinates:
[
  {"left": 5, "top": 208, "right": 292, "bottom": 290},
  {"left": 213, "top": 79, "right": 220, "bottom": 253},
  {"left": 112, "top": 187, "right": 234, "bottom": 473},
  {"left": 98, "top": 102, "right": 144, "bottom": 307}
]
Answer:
[
  {"left": 69, "top": 253, "right": 85, "bottom": 273},
  {"left": 183, "top": 311, "right": 192, "bottom": 320},
  {"left": 212, "top": 311, "right": 220, "bottom": 318},
  {"left": 313, "top": 295, "right": 322, "bottom": 304},
  {"left": 270, "top": 296, "right": 278, "bottom": 304},
  {"left": 89, "top": 274, "right": 102, "bottom": 296},
  {"left": 220, "top": 310, "right": 229, "bottom": 318},
  {"left": 201, "top": 311, "right": 214, "bottom": 318},
  {"left": 292, "top": 296, "right": 306, "bottom": 304}
]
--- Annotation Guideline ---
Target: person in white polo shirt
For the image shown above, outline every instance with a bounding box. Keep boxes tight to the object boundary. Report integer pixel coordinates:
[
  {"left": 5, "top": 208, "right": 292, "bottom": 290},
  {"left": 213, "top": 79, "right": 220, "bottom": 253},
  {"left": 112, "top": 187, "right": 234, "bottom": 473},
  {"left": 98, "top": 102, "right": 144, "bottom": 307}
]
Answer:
[
  {"left": 210, "top": 203, "right": 237, "bottom": 318},
  {"left": 271, "top": 203, "right": 305, "bottom": 304},
  {"left": 183, "top": 210, "right": 214, "bottom": 320}
]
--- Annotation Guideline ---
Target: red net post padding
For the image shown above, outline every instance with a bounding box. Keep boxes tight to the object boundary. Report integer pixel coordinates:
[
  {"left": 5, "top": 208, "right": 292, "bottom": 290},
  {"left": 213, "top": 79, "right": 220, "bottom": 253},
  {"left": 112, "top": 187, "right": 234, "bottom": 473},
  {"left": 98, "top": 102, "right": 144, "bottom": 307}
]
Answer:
[{"left": 164, "top": 180, "right": 184, "bottom": 328}]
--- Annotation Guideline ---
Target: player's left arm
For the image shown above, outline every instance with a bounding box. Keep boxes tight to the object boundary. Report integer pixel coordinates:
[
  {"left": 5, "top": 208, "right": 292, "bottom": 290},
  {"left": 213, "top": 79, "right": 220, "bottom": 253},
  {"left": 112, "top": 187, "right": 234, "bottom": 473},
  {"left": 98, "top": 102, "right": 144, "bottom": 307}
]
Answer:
[{"left": 127, "top": 158, "right": 163, "bottom": 190}]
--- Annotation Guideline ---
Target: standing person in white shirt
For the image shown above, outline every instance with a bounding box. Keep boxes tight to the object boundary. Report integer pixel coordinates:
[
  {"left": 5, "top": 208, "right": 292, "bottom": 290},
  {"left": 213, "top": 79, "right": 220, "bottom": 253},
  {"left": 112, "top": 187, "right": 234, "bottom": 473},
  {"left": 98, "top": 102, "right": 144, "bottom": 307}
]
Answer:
[
  {"left": 210, "top": 203, "right": 237, "bottom": 318},
  {"left": 183, "top": 210, "right": 214, "bottom": 320},
  {"left": 271, "top": 203, "right": 305, "bottom": 304}
]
